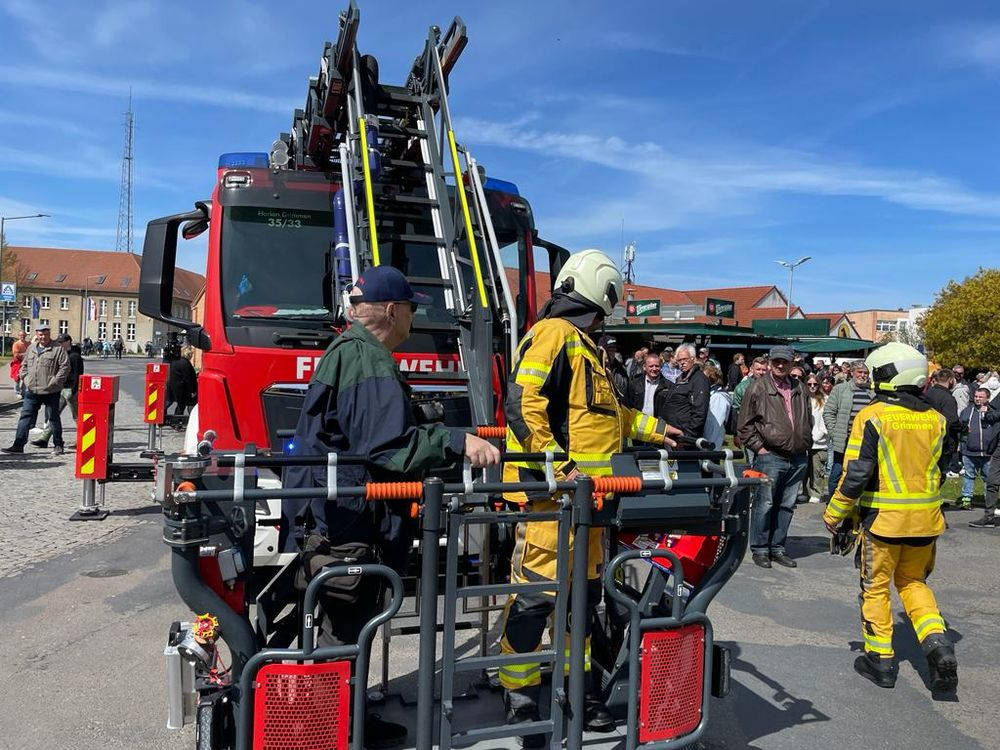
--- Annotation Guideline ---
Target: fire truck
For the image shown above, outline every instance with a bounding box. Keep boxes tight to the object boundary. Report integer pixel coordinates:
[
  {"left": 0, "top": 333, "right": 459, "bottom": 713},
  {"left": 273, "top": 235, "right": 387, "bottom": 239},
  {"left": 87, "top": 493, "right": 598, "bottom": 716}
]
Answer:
[
  {"left": 141, "top": 4, "right": 761, "bottom": 749},
  {"left": 138, "top": 5, "right": 561, "bottom": 459}
]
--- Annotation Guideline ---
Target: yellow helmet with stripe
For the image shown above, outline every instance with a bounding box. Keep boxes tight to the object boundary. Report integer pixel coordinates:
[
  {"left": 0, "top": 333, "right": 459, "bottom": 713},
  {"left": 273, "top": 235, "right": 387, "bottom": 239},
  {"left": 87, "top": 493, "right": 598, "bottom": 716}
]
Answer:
[{"left": 865, "top": 342, "right": 928, "bottom": 393}]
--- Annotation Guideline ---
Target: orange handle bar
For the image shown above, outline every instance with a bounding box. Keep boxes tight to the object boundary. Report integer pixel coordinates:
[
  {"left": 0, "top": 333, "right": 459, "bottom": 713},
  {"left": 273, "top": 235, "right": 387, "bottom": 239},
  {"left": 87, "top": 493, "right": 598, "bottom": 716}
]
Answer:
[{"left": 475, "top": 426, "right": 505, "bottom": 439}]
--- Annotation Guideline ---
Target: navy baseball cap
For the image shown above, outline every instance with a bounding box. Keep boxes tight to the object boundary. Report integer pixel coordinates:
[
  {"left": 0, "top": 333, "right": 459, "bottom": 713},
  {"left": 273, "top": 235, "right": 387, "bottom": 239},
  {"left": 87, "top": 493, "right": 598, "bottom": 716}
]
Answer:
[{"left": 349, "top": 265, "right": 432, "bottom": 305}]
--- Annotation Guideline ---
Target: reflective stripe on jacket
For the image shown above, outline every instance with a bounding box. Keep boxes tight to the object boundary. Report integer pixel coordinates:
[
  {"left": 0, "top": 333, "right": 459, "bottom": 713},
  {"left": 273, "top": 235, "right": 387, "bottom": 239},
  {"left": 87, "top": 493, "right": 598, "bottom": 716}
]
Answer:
[
  {"left": 505, "top": 317, "right": 672, "bottom": 578},
  {"left": 824, "top": 395, "right": 946, "bottom": 538}
]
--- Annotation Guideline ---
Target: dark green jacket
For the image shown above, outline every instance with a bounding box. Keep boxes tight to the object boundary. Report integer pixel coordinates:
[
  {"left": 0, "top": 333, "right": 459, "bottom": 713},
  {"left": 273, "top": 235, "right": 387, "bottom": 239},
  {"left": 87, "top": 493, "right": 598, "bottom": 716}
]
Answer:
[{"left": 284, "top": 323, "right": 465, "bottom": 558}]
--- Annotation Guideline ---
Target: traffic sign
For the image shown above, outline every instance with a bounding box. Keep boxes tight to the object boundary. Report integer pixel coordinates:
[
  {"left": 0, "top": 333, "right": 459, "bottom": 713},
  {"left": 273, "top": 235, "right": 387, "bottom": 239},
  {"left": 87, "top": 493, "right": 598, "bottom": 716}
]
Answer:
[
  {"left": 626, "top": 299, "right": 660, "bottom": 318},
  {"left": 0, "top": 281, "right": 15, "bottom": 303}
]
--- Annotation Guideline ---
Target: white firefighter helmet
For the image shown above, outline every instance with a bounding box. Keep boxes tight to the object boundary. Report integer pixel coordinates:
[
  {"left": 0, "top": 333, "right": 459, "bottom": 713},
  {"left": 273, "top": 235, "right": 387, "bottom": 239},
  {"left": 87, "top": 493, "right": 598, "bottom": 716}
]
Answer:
[
  {"left": 865, "top": 342, "right": 928, "bottom": 393},
  {"left": 553, "top": 249, "right": 623, "bottom": 317}
]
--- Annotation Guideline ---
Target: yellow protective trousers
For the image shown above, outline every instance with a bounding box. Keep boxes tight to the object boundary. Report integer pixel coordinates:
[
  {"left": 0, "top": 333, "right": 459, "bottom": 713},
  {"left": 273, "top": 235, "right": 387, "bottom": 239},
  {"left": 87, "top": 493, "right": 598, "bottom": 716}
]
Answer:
[
  {"left": 858, "top": 532, "right": 946, "bottom": 658},
  {"left": 498, "top": 579, "right": 600, "bottom": 704}
]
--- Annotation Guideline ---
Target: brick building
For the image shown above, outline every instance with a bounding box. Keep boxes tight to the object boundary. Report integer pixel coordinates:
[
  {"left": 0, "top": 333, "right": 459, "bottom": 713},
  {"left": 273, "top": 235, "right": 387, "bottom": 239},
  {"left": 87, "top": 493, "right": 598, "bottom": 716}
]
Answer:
[{"left": 2, "top": 247, "right": 204, "bottom": 352}]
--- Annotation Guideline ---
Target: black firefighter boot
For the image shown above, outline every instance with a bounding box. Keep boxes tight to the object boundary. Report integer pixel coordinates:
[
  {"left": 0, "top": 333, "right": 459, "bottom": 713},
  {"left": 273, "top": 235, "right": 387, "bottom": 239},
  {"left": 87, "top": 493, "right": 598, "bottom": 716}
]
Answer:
[
  {"left": 922, "top": 633, "right": 959, "bottom": 694},
  {"left": 853, "top": 652, "right": 898, "bottom": 688},
  {"left": 504, "top": 691, "right": 546, "bottom": 749},
  {"left": 584, "top": 671, "right": 614, "bottom": 732}
]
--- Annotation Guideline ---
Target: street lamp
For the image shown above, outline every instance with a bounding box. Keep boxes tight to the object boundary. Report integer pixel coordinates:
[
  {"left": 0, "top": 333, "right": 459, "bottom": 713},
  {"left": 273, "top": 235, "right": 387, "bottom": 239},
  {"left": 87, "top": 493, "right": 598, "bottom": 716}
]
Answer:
[
  {"left": 774, "top": 256, "right": 812, "bottom": 319},
  {"left": 0, "top": 212, "right": 49, "bottom": 356}
]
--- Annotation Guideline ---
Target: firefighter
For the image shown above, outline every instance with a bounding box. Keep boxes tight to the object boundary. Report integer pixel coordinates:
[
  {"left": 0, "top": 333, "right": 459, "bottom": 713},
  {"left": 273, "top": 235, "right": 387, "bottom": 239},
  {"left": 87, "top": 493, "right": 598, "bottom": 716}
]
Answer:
[
  {"left": 823, "top": 342, "right": 958, "bottom": 693},
  {"left": 499, "top": 249, "right": 681, "bottom": 744}
]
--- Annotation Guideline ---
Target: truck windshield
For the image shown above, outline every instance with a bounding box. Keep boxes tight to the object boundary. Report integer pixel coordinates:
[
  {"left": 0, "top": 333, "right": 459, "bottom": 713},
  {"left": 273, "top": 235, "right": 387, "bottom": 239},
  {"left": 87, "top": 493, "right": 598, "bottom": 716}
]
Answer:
[{"left": 221, "top": 206, "right": 336, "bottom": 322}]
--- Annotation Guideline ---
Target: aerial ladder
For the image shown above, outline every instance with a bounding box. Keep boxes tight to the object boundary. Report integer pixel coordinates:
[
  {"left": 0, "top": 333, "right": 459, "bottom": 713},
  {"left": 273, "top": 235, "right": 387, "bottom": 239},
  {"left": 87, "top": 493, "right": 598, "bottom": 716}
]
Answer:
[{"left": 270, "top": 3, "right": 518, "bottom": 428}]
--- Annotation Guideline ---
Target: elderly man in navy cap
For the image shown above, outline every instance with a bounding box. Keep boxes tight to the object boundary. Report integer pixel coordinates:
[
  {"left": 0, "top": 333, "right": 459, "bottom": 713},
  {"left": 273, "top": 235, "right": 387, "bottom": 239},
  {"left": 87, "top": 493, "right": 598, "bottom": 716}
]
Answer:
[
  {"left": 737, "top": 345, "right": 813, "bottom": 569},
  {"left": 284, "top": 265, "right": 500, "bottom": 748}
]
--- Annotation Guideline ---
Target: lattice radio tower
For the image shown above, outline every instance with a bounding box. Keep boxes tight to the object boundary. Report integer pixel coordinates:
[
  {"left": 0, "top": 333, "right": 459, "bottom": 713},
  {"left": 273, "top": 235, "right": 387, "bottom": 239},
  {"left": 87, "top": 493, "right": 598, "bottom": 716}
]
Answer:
[
  {"left": 623, "top": 241, "right": 637, "bottom": 285},
  {"left": 114, "top": 93, "right": 135, "bottom": 253}
]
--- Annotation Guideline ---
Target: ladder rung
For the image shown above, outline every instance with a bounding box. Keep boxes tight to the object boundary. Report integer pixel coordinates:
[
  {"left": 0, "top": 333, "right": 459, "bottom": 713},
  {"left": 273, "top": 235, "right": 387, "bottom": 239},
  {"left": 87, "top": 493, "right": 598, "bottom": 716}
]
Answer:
[
  {"left": 375, "top": 101, "right": 417, "bottom": 115},
  {"left": 451, "top": 721, "right": 555, "bottom": 747},
  {"left": 379, "top": 232, "right": 445, "bottom": 244},
  {"left": 453, "top": 650, "right": 556, "bottom": 674},
  {"left": 383, "top": 158, "right": 433, "bottom": 171},
  {"left": 456, "top": 582, "right": 558, "bottom": 599},
  {"left": 379, "top": 85, "right": 424, "bottom": 104},
  {"left": 379, "top": 123, "right": 428, "bottom": 137},
  {"left": 375, "top": 194, "right": 439, "bottom": 207},
  {"left": 378, "top": 129, "right": 428, "bottom": 140},
  {"left": 405, "top": 276, "right": 452, "bottom": 287}
]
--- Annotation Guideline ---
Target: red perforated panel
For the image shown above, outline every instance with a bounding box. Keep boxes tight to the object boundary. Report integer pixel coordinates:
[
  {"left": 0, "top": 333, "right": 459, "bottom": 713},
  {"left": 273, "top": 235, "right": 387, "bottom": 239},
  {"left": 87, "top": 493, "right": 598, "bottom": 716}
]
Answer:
[
  {"left": 639, "top": 625, "right": 705, "bottom": 743},
  {"left": 253, "top": 661, "right": 351, "bottom": 750}
]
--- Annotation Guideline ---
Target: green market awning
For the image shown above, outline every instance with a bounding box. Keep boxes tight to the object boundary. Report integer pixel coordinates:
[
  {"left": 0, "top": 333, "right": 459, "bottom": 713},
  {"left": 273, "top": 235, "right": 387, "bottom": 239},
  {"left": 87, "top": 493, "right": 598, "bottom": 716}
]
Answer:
[{"left": 792, "top": 337, "right": 878, "bottom": 353}]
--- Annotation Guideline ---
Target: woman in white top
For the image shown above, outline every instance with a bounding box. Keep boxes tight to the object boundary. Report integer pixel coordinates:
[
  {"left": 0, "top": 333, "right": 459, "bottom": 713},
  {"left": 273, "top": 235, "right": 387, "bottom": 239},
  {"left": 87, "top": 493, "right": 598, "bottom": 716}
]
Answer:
[{"left": 805, "top": 374, "right": 829, "bottom": 502}]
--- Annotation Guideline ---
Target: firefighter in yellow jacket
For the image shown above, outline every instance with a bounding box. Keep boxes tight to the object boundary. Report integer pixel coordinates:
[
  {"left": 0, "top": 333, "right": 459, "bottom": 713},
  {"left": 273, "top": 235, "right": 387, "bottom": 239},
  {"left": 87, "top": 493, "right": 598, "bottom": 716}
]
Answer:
[
  {"left": 499, "top": 249, "right": 680, "bottom": 743},
  {"left": 823, "top": 342, "right": 958, "bottom": 693}
]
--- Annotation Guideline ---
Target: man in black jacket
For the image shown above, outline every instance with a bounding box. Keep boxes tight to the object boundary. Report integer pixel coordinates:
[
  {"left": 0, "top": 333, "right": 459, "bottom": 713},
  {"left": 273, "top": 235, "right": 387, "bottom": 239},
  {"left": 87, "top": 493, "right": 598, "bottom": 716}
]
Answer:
[
  {"left": 970, "top": 391, "right": 1000, "bottom": 528},
  {"left": 923, "top": 369, "right": 961, "bottom": 484},
  {"left": 726, "top": 353, "right": 745, "bottom": 390},
  {"left": 625, "top": 352, "right": 666, "bottom": 413},
  {"left": 166, "top": 348, "right": 198, "bottom": 416},
  {"left": 654, "top": 343, "right": 710, "bottom": 438},
  {"left": 598, "top": 335, "right": 629, "bottom": 398}
]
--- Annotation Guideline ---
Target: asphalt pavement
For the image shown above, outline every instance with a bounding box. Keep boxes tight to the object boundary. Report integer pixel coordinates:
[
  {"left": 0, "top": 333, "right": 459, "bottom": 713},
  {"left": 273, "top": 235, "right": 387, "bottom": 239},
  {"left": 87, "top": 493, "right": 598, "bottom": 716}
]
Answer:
[{"left": 0, "top": 357, "right": 996, "bottom": 749}]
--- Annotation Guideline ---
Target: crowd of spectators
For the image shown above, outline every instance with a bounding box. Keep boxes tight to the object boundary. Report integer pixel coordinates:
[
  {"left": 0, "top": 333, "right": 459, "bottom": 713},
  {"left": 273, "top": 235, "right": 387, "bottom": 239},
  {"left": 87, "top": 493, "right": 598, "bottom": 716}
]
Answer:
[{"left": 598, "top": 336, "right": 1000, "bottom": 562}]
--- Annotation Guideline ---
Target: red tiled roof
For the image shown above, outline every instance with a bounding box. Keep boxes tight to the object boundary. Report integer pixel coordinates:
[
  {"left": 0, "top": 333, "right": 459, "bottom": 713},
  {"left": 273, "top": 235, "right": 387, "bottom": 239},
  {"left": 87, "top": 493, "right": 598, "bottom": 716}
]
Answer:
[
  {"left": 682, "top": 285, "right": 786, "bottom": 325},
  {"left": 7, "top": 246, "right": 205, "bottom": 302},
  {"left": 502, "top": 269, "right": 794, "bottom": 324}
]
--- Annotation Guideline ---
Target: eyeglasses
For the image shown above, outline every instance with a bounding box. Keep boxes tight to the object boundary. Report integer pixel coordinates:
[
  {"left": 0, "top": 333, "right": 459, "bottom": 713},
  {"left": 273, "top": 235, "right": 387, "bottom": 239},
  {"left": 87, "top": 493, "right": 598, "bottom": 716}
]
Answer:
[
  {"left": 675, "top": 356, "right": 693, "bottom": 363},
  {"left": 807, "top": 381, "right": 818, "bottom": 388}
]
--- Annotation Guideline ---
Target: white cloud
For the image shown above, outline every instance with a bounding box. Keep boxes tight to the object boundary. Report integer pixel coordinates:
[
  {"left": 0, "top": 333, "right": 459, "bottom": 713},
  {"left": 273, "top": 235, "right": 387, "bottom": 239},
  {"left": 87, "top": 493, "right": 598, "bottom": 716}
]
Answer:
[
  {"left": 0, "top": 65, "right": 296, "bottom": 114},
  {"left": 938, "top": 23, "right": 1000, "bottom": 71},
  {"left": 457, "top": 116, "right": 1000, "bottom": 220}
]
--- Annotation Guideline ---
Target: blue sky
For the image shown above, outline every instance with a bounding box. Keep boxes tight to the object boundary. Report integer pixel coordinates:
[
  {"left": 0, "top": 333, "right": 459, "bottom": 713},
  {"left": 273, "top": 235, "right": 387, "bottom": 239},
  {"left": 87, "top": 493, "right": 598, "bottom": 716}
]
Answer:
[{"left": 1, "top": 0, "right": 999, "bottom": 313}]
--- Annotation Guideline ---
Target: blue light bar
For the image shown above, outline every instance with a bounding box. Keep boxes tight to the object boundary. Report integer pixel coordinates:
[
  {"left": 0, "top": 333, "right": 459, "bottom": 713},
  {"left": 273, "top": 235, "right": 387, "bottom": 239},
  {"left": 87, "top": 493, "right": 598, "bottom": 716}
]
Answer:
[
  {"left": 218, "top": 152, "right": 270, "bottom": 168},
  {"left": 483, "top": 177, "right": 519, "bottom": 196}
]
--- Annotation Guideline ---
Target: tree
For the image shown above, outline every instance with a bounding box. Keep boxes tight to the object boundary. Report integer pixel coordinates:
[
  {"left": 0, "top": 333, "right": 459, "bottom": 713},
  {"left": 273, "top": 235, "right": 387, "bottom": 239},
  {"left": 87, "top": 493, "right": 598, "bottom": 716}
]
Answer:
[{"left": 919, "top": 268, "right": 1000, "bottom": 369}]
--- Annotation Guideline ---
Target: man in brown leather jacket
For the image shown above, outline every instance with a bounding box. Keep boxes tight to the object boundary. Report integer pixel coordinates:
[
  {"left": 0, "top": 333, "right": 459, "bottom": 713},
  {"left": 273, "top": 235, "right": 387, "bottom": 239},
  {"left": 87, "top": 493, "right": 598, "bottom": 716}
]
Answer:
[
  {"left": 3, "top": 323, "right": 70, "bottom": 456},
  {"left": 737, "top": 345, "right": 813, "bottom": 568}
]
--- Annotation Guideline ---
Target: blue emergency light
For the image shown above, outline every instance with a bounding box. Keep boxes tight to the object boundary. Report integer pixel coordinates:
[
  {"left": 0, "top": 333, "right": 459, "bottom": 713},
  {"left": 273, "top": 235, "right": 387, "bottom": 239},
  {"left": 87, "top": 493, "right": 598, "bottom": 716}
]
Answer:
[
  {"left": 218, "top": 152, "right": 270, "bottom": 168},
  {"left": 483, "top": 177, "right": 519, "bottom": 196}
]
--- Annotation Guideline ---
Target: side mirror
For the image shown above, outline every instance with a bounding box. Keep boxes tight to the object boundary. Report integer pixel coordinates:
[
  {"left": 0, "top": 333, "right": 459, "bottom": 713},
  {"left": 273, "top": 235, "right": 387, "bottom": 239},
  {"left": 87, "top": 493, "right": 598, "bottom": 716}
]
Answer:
[{"left": 139, "top": 201, "right": 212, "bottom": 351}]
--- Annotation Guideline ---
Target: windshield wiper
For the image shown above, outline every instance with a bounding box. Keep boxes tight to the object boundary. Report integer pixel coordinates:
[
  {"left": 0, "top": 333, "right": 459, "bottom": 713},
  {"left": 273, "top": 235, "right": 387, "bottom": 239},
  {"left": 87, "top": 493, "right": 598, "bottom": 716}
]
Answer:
[{"left": 234, "top": 312, "right": 334, "bottom": 321}]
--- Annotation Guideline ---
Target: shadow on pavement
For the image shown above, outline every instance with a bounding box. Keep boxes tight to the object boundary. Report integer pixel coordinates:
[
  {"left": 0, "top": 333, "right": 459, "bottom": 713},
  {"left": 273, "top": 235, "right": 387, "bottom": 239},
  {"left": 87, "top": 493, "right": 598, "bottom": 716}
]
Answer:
[
  {"left": 0, "top": 459, "right": 64, "bottom": 470},
  {"left": 110, "top": 505, "right": 162, "bottom": 517},
  {"left": 721, "top": 641, "right": 830, "bottom": 744},
  {"left": 785, "top": 534, "right": 830, "bottom": 561}
]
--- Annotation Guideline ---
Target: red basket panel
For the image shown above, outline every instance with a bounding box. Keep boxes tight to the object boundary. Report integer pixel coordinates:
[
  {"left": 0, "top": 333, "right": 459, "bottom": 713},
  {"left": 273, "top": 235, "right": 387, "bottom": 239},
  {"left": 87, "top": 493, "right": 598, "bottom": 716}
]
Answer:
[
  {"left": 639, "top": 624, "right": 706, "bottom": 743},
  {"left": 253, "top": 661, "right": 351, "bottom": 750}
]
